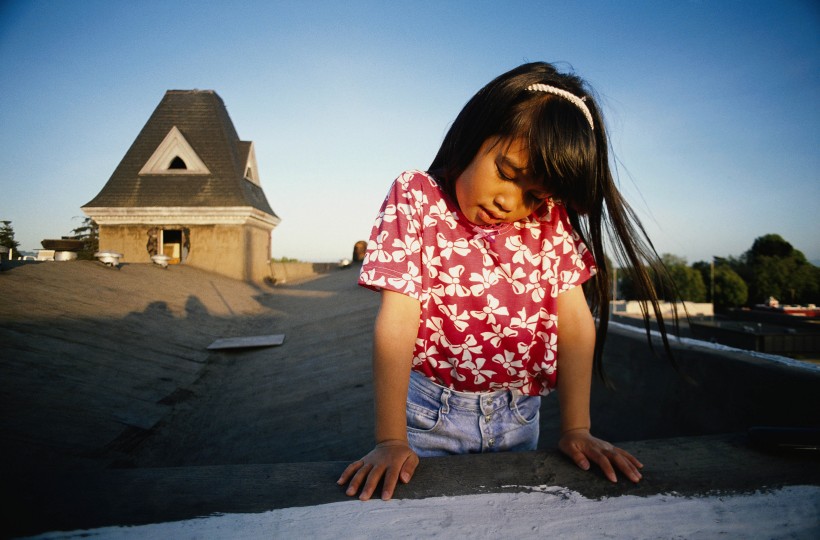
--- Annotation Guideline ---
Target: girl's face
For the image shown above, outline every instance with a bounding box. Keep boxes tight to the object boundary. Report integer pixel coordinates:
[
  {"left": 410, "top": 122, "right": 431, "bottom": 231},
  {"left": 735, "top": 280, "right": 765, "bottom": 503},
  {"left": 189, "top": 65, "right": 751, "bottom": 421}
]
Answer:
[{"left": 454, "top": 137, "right": 550, "bottom": 226}]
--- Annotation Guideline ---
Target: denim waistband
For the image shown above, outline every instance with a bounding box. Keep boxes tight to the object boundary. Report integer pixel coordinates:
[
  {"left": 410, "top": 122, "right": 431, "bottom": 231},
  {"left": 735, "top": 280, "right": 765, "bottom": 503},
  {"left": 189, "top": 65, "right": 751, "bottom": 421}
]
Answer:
[{"left": 409, "top": 370, "right": 519, "bottom": 413}]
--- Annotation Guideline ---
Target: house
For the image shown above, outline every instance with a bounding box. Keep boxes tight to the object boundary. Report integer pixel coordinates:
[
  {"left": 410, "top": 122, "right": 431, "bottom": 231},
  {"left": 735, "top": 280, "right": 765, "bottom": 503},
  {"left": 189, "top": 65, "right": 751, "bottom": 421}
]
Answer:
[{"left": 82, "top": 90, "right": 280, "bottom": 283}]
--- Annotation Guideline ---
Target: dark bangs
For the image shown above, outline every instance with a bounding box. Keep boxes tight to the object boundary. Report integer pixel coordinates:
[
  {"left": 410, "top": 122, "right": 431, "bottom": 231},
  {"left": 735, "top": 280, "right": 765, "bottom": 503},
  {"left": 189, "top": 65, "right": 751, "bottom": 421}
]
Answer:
[{"left": 507, "top": 96, "right": 598, "bottom": 214}]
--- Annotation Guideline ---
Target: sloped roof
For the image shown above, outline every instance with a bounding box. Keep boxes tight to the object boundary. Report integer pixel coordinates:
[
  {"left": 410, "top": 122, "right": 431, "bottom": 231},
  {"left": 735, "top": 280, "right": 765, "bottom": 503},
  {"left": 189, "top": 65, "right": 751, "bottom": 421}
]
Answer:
[{"left": 83, "top": 90, "right": 277, "bottom": 218}]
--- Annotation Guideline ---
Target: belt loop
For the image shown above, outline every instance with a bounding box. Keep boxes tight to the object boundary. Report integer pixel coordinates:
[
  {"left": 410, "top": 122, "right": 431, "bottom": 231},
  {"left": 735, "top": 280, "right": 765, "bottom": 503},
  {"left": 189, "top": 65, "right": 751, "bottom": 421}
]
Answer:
[{"left": 440, "top": 388, "right": 451, "bottom": 414}]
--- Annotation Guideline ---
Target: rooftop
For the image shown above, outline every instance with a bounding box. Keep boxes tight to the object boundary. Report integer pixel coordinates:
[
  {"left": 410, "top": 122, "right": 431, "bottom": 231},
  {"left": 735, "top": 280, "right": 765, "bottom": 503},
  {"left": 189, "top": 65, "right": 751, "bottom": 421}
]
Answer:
[{"left": 1, "top": 261, "right": 818, "bottom": 538}]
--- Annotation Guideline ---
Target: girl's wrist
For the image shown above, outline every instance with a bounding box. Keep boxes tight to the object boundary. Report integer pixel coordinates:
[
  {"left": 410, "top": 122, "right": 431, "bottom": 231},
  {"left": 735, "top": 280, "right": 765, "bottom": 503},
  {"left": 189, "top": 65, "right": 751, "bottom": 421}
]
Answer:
[
  {"left": 560, "top": 426, "right": 591, "bottom": 435},
  {"left": 375, "top": 438, "right": 410, "bottom": 448}
]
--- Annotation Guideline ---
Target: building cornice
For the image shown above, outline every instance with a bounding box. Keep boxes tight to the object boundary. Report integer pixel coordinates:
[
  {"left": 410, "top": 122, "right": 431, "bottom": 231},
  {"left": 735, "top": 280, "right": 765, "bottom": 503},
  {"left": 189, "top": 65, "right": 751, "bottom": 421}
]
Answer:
[{"left": 82, "top": 206, "right": 281, "bottom": 229}]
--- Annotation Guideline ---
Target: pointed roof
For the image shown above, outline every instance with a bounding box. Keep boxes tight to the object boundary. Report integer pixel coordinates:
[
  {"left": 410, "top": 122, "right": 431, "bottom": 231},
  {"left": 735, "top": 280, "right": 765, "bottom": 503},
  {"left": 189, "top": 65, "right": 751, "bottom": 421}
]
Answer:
[{"left": 83, "top": 90, "right": 277, "bottom": 219}]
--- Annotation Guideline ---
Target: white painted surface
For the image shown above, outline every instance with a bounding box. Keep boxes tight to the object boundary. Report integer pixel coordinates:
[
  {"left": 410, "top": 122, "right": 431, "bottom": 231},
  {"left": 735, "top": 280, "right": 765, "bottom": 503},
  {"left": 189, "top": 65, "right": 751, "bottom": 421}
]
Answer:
[{"left": 34, "top": 485, "right": 820, "bottom": 539}]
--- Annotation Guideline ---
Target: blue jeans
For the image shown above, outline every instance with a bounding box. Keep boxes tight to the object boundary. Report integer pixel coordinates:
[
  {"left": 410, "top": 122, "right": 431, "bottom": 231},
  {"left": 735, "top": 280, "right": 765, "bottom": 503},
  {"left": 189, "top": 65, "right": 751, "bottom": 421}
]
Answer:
[{"left": 406, "top": 370, "right": 541, "bottom": 457}]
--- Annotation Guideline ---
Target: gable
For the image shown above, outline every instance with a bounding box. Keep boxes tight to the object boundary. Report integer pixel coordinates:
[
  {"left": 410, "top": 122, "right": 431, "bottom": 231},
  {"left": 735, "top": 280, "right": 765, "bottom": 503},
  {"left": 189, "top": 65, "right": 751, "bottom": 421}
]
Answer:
[
  {"left": 138, "top": 126, "right": 210, "bottom": 175},
  {"left": 238, "top": 141, "right": 260, "bottom": 186}
]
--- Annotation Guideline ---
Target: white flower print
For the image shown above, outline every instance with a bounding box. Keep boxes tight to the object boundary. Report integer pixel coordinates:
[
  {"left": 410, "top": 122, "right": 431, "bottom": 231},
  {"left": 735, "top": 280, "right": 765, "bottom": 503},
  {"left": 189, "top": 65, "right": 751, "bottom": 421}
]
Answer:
[
  {"left": 505, "top": 236, "right": 532, "bottom": 265},
  {"left": 436, "top": 233, "right": 470, "bottom": 259},
  {"left": 489, "top": 379, "right": 526, "bottom": 391},
  {"left": 425, "top": 316, "right": 450, "bottom": 348},
  {"left": 387, "top": 261, "right": 420, "bottom": 295},
  {"left": 491, "top": 350, "right": 524, "bottom": 376},
  {"left": 513, "top": 216, "right": 542, "bottom": 240},
  {"left": 468, "top": 267, "right": 499, "bottom": 296},
  {"left": 422, "top": 245, "right": 442, "bottom": 279},
  {"left": 526, "top": 269, "right": 548, "bottom": 303},
  {"left": 460, "top": 356, "right": 496, "bottom": 385},
  {"left": 436, "top": 356, "right": 466, "bottom": 382},
  {"left": 481, "top": 323, "right": 518, "bottom": 348},
  {"left": 470, "top": 294, "right": 509, "bottom": 325},
  {"left": 510, "top": 308, "right": 540, "bottom": 335},
  {"left": 536, "top": 356, "right": 557, "bottom": 377},
  {"left": 425, "top": 199, "right": 457, "bottom": 229},
  {"left": 371, "top": 231, "right": 393, "bottom": 263},
  {"left": 558, "top": 269, "right": 582, "bottom": 292},
  {"left": 540, "top": 309, "right": 557, "bottom": 330},
  {"left": 414, "top": 341, "right": 440, "bottom": 368},
  {"left": 537, "top": 328, "right": 558, "bottom": 350},
  {"left": 397, "top": 170, "right": 417, "bottom": 188},
  {"left": 391, "top": 234, "right": 420, "bottom": 263},
  {"left": 551, "top": 220, "right": 574, "bottom": 254},
  {"left": 468, "top": 241, "right": 495, "bottom": 266},
  {"left": 375, "top": 204, "right": 397, "bottom": 229},
  {"left": 495, "top": 263, "right": 527, "bottom": 295},
  {"left": 439, "top": 265, "right": 471, "bottom": 297},
  {"left": 438, "top": 303, "right": 471, "bottom": 332},
  {"left": 360, "top": 268, "right": 386, "bottom": 288},
  {"left": 448, "top": 334, "right": 483, "bottom": 359}
]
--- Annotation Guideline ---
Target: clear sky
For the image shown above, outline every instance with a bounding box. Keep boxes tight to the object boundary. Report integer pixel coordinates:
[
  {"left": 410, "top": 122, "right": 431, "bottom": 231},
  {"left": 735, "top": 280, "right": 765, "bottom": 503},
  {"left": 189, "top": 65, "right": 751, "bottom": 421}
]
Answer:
[{"left": 1, "top": 0, "right": 817, "bottom": 264}]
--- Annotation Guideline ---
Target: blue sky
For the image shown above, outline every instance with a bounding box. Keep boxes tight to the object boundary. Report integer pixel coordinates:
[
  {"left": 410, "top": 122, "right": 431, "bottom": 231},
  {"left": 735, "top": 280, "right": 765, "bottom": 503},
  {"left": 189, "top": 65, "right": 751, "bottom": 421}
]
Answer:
[{"left": 1, "top": 0, "right": 818, "bottom": 264}]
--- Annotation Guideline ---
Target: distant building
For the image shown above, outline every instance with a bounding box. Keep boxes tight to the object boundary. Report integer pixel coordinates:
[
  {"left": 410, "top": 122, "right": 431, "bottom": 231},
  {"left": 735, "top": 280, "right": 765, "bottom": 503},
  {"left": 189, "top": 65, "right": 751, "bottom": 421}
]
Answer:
[{"left": 82, "top": 90, "right": 280, "bottom": 283}]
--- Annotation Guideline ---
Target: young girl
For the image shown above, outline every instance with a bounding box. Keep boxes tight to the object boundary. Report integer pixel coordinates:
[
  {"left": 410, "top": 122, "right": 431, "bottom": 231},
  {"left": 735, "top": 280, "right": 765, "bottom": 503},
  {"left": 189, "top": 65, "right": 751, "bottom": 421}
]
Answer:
[{"left": 338, "top": 62, "right": 675, "bottom": 501}]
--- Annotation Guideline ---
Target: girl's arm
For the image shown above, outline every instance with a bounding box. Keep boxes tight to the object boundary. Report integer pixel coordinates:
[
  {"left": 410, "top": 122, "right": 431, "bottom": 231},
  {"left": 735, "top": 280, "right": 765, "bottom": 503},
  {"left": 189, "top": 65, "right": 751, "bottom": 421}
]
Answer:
[
  {"left": 556, "top": 285, "right": 643, "bottom": 483},
  {"left": 337, "top": 289, "right": 421, "bottom": 500}
]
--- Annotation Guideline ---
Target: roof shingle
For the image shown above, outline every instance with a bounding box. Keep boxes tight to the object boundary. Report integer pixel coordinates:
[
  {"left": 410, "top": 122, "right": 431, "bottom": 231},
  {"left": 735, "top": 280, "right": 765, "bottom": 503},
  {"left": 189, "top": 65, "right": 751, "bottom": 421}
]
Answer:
[{"left": 84, "top": 90, "right": 277, "bottom": 218}]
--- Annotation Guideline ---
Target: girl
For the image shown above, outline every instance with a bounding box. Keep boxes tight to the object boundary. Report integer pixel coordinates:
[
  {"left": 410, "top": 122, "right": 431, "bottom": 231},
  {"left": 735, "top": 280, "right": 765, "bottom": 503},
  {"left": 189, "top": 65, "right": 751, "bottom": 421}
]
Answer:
[{"left": 338, "top": 62, "right": 676, "bottom": 501}]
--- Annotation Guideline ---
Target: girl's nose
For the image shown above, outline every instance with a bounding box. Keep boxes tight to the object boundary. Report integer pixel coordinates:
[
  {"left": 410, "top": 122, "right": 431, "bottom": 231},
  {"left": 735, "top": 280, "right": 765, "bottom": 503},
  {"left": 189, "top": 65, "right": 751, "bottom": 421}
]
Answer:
[
  {"left": 493, "top": 196, "right": 512, "bottom": 213},
  {"left": 494, "top": 189, "right": 520, "bottom": 213}
]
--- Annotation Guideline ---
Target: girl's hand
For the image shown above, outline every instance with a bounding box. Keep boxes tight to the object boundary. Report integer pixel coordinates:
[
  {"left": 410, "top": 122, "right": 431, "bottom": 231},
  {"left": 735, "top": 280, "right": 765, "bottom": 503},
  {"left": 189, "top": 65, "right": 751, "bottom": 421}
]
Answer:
[
  {"left": 558, "top": 428, "right": 643, "bottom": 483},
  {"left": 337, "top": 440, "right": 420, "bottom": 501}
]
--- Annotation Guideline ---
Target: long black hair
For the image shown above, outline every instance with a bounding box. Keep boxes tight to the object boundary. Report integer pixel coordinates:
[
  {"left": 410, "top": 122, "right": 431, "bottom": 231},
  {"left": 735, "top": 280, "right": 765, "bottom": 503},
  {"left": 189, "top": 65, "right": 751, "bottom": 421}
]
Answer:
[{"left": 429, "top": 62, "right": 680, "bottom": 380}]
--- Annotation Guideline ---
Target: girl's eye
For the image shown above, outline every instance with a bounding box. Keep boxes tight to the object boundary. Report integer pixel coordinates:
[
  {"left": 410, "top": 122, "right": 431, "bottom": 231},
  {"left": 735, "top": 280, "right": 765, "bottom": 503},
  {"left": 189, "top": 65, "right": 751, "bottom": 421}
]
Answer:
[{"left": 496, "top": 164, "right": 514, "bottom": 181}]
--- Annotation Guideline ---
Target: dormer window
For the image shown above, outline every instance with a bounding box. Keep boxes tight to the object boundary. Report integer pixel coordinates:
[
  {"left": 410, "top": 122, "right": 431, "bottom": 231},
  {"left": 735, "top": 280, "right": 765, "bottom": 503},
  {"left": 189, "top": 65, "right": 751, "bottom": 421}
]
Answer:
[{"left": 139, "top": 126, "right": 210, "bottom": 175}]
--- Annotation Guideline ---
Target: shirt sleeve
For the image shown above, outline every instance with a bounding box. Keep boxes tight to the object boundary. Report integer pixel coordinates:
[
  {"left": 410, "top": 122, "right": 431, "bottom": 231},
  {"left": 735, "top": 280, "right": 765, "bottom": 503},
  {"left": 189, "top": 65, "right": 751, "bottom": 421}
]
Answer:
[
  {"left": 552, "top": 204, "right": 598, "bottom": 293},
  {"left": 358, "top": 171, "right": 426, "bottom": 300}
]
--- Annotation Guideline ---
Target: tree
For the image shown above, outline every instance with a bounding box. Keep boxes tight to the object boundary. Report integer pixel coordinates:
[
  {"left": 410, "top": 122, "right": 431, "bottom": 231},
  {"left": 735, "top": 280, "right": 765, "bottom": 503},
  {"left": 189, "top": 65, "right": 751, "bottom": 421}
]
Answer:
[
  {"left": 0, "top": 221, "right": 20, "bottom": 255},
  {"left": 69, "top": 216, "right": 99, "bottom": 260},
  {"left": 660, "top": 254, "right": 706, "bottom": 302},
  {"left": 742, "top": 234, "right": 818, "bottom": 305},
  {"left": 713, "top": 264, "right": 748, "bottom": 310}
]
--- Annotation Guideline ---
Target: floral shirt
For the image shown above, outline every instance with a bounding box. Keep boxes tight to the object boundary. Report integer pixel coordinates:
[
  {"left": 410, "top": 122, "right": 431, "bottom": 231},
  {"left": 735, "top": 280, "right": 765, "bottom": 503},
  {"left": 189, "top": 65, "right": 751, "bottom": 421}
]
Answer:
[{"left": 359, "top": 170, "right": 596, "bottom": 396}]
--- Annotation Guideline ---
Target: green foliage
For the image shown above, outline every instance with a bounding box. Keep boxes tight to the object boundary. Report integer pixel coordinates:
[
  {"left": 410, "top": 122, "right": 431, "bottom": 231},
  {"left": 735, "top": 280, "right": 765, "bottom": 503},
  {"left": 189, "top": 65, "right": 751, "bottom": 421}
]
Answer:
[
  {"left": 69, "top": 217, "right": 99, "bottom": 260},
  {"left": 661, "top": 254, "right": 706, "bottom": 302},
  {"left": 620, "top": 234, "right": 817, "bottom": 308},
  {"left": 272, "top": 256, "right": 300, "bottom": 263},
  {"left": 713, "top": 264, "right": 748, "bottom": 309},
  {"left": 0, "top": 221, "right": 20, "bottom": 253},
  {"left": 739, "top": 234, "right": 818, "bottom": 305},
  {"left": 617, "top": 254, "right": 706, "bottom": 302}
]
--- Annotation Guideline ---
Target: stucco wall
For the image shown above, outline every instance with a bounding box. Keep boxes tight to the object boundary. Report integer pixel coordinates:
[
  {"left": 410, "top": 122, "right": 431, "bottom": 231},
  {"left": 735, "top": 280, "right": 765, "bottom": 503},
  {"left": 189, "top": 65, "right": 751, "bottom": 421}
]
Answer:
[{"left": 99, "top": 223, "right": 272, "bottom": 283}]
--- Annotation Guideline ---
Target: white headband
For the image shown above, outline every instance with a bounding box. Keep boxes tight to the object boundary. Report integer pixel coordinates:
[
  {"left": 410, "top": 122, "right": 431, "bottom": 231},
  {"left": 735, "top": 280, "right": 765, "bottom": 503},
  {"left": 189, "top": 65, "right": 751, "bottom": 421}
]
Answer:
[{"left": 526, "top": 83, "right": 594, "bottom": 130}]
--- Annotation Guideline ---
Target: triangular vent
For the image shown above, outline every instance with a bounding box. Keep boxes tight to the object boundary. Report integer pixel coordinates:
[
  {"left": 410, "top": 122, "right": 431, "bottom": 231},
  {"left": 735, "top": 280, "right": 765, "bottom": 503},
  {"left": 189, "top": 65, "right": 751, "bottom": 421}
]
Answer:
[
  {"left": 139, "top": 126, "right": 210, "bottom": 175},
  {"left": 243, "top": 142, "right": 260, "bottom": 186}
]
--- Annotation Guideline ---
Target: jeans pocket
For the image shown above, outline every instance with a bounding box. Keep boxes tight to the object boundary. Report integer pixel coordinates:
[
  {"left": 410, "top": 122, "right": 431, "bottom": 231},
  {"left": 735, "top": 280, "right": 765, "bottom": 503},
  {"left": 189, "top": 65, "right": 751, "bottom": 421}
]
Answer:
[
  {"left": 510, "top": 394, "right": 541, "bottom": 425},
  {"left": 406, "top": 400, "right": 442, "bottom": 433}
]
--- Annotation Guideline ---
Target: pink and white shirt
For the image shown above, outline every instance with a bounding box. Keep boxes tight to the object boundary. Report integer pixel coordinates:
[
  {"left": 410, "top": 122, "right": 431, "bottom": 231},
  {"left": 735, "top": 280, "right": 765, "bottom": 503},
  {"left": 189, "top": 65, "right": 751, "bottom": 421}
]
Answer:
[{"left": 359, "top": 170, "right": 596, "bottom": 396}]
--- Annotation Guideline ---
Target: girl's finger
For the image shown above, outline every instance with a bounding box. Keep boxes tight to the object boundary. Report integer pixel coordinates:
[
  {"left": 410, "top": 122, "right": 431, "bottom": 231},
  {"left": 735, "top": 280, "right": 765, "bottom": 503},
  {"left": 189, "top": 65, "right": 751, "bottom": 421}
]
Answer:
[
  {"left": 400, "top": 452, "right": 420, "bottom": 483},
  {"left": 345, "top": 463, "right": 373, "bottom": 497},
  {"left": 337, "top": 460, "right": 363, "bottom": 485},
  {"left": 359, "top": 465, "right": 386, "bottom": 501}
]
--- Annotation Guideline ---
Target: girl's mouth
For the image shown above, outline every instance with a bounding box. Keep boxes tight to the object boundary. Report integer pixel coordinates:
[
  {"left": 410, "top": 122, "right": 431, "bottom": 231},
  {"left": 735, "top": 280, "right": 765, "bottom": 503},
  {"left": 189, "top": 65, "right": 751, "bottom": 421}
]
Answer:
[{"left": 476, "top": 206, "right": 503, "bottom": 225}]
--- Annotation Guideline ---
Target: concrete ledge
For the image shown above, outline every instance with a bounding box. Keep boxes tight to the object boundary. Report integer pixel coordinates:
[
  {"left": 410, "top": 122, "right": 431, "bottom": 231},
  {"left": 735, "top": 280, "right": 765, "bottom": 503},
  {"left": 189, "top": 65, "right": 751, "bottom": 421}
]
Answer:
[
  {"left": 269, "top": 261, "right": 343, "bottom": 284},
  {"left": 6, "top": 433, "right": 818, "bottom": 537}
]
